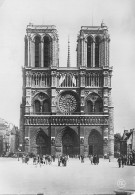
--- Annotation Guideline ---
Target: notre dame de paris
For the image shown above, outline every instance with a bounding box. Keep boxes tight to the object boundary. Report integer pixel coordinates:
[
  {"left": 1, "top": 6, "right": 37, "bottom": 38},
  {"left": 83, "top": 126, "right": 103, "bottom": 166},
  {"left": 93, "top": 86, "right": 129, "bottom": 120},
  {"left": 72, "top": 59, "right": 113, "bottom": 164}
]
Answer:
[{"left": 20, "top": 22, "right": 114, "bottom": 158}]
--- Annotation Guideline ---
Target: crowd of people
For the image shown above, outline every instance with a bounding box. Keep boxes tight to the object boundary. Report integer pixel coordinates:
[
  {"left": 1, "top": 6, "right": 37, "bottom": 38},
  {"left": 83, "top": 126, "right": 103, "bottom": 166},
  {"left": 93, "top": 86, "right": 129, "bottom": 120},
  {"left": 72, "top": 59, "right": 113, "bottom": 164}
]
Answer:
[
  {"left": 20, "top": 152, "right": 135, "bottom": 168},
  {"left": 21, "top": 153, "right": 101, "bottom": 167},
  {"left": 117, "top": 151, "right": 135, "bottom": 168},
  {"left": 21, "top": 154, "right": 69, "bottom": 167}
]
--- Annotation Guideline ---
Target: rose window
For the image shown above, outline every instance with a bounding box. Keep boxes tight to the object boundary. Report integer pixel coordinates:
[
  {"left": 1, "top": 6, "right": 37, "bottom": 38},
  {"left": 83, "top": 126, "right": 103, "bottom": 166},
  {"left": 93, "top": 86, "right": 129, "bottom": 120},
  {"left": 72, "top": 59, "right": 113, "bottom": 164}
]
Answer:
[{"left": 59, "top": 94, "right": 77, "bottom": 114}]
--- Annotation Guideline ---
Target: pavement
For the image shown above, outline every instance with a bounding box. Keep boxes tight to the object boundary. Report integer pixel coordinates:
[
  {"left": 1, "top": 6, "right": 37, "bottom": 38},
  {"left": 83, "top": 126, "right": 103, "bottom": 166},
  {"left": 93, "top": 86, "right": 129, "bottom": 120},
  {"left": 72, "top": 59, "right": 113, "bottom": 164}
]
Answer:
[{"left": 0, "top": 157, "right": 135, "bottom": 195}]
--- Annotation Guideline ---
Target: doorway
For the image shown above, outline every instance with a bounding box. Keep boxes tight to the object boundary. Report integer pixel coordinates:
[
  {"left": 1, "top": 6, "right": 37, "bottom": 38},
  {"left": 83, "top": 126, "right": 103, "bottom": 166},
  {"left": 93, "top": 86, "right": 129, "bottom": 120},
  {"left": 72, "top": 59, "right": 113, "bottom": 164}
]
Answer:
[{"left": 36, "top": 130, "right": 50, "bottom": 155}]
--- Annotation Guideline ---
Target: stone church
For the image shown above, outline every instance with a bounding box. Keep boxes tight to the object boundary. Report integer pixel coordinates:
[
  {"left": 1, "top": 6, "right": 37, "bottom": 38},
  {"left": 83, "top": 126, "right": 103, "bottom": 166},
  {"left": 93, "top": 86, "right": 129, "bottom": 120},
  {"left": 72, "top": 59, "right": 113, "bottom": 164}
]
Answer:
[{"left": 20, "top": 22, "right": 114, "bottom": 157}]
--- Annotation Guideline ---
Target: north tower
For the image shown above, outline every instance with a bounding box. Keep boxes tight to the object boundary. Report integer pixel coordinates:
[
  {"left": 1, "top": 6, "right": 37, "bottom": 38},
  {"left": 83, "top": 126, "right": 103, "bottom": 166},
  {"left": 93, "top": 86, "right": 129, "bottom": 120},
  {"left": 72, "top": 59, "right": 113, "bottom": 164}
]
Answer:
[{"left": 20, "top": 22, "right": 114, "bottom": 157}]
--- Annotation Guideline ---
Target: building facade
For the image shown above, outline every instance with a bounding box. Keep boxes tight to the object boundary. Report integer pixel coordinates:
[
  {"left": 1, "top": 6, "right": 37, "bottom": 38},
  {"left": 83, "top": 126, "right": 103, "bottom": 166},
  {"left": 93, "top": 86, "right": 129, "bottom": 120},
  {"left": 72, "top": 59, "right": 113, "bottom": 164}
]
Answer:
[
  {"left": 121, "top": 129, "right": 135, "bottom": 156},
  {"left": 20, "top": 23, "right": 114, "bottom": 157},
  {"left": 0, "top": 118, "right": 19, "bottom": 156}
]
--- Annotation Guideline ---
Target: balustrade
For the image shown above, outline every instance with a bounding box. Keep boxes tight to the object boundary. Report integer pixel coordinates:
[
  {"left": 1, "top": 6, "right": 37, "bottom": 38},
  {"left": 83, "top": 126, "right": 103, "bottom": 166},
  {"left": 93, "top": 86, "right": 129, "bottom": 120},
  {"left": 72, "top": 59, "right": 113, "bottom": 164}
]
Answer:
[
  {"left": 85, "top": 73, "right": 103, "bottom": 87},
  {"left": 26, "top": 72, "right": 50, "bottom": 88},
  {"left": 24, "top": 115, "right": 108, "bottom": 126}
]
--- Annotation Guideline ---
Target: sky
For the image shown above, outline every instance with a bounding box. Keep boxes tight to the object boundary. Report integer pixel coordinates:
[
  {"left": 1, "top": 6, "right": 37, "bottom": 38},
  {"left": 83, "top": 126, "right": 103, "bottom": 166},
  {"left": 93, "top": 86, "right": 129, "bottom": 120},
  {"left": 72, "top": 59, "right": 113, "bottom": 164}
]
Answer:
[{"left": 0, "top": 0, "right": 134, "bottom": 134}]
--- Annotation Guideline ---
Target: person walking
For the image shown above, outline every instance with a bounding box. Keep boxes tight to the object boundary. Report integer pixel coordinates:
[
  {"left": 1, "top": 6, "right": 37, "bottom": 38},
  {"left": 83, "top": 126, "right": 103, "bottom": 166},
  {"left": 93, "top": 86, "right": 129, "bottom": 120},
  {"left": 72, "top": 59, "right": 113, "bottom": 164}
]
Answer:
[
  {"left": 121, "top": 156, "right": 124, "bottom": 168},
  {"left": 117, "top": 156, "right": 122, "bottom": 168},
  {"left": 89, "top": 155, "right": 93, "bottom": 164}
]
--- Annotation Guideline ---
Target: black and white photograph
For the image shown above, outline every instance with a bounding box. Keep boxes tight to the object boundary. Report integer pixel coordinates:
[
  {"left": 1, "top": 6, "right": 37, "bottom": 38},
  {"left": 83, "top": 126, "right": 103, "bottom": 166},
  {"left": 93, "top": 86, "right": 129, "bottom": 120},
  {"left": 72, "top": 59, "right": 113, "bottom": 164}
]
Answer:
[{"left": 0, "top": 0, "right": 135, "bottom": 194}]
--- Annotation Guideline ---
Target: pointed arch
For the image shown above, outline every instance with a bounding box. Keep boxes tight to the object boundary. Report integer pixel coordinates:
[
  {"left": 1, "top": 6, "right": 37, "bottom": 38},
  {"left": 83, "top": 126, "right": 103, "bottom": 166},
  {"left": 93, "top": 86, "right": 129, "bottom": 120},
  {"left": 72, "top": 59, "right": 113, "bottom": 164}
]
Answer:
[
  {"left": 87, "top": 36, "right": 93, "bottom": 68},
  {"left": 35, "top": 36, "right": 41, "bottom": 67},
  {"left": 44, "top": 36, "right": 51, "bottom": 67},
  {"left": 85, "top": 92, "right": 103, "bottom": 113},
  {"left": 88, "top": 129, "right": 103, "bottom": 155},
  {"left": 87, "top": 100, "right": 93, "bottom": 113},
  {"left": 95, "top": 36, "right": 101, "bottom": 67},
  {"left": 34, "top": 100, "right": 40, "bottom": 114},
  {"left": 43, "top": 99, "right": 50, "bottom": 114},
  {"left": 36, "top": 130, "right": 50, "bottom": 155}
]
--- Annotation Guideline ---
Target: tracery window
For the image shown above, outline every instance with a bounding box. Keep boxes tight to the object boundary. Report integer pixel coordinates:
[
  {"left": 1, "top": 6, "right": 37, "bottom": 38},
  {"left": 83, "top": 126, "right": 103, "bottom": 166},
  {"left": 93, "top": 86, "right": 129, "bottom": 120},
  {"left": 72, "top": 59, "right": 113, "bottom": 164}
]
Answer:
[
  {"left": 33, "top": 93, "right": 50, "bottom": 114},
  {"left": 87, "top": 100, "right": 93, "bottom": 113},
  {"left": 87, "top": 36, "right": 93, "bottom": 68},
  {"left": 95, "top": 36, "right": 100, "bottom": 67},
  {"left": 86, "top": 93, "right": 103, "bottom": 113},
  {"left": 35, "top": 36, "right": 41, "bottom": 67},
  {"left": 34, "top": 100, "right": 40, "bottom": 114},
  {"left": 44, "top": 36, "right": 50, "bottom": 67},
  {"left": 43, "top": 100, "right": 50, "bottom": 113}
]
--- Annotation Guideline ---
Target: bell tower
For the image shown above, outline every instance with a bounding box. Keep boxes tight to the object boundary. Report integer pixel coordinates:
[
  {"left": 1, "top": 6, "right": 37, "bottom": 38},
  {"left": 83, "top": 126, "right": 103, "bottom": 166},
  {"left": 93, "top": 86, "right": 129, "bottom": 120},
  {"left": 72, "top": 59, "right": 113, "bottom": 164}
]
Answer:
[{"left": 76, "top": 22, "right": 114, "bottom": 157}]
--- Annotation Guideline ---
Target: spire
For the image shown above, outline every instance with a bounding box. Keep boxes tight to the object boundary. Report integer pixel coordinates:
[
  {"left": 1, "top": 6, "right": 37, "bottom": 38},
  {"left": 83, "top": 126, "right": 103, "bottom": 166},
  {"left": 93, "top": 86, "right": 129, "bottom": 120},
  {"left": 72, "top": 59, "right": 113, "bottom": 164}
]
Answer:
[{"left": 67, "top": 36, "right": 70, "bottom": 68}]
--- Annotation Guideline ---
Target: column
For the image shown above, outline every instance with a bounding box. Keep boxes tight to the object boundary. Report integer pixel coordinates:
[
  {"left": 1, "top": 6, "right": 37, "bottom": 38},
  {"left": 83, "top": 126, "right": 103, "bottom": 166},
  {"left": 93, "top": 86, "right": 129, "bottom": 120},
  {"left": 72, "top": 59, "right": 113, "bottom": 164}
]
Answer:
[
  {"left": 104, "top": 38, "right": 107, "bottom": 67},
  {"left": 41, "top": 40, "right": 44, "bottom": 67},
  {"left": 103, "top": 127, "right": 109, "bottom": 156},
  {"left": 108, "top": 90, "right": 114, "bottom": 158},
  {"left": 28, "top": 36, "right": 30, "bottom": 67},
  {"left": 51, "top": 126, "right": 56, "bottom": 155},
  {"left": 93, "top": 41, "right": 95, "bottom": 67},
  {"left": 80, "top": 126, "right": 84, "bottom": 155}
]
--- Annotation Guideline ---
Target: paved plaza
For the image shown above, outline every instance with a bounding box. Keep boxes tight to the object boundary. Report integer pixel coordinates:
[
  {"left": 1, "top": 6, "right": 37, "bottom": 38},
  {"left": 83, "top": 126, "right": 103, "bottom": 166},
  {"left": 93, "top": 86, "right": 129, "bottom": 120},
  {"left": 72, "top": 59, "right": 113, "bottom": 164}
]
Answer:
[{"left": 0, "top": 157, "right": 135, "bottom": 195}]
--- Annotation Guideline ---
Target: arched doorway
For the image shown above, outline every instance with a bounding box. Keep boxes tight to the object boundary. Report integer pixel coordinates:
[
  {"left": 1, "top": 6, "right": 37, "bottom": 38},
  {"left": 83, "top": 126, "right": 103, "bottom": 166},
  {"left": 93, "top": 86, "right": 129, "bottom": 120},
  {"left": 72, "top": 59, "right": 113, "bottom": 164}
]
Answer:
[
  {"left": 36, "top": 130, "right": 50, "bottom": 155},
  {"left": 62, "top": 127, "right": 79, "bottom": 156},
  {"left": 88, "top": 130, "right": 103, "bottom": 156}
]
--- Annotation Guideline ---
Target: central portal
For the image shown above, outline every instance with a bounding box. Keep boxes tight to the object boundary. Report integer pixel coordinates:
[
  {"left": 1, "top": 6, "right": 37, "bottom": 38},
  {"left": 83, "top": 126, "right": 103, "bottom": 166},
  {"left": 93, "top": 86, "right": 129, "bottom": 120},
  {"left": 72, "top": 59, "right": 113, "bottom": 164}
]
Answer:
[
  {"left": 62, "top": 127, "right": 79, "bottom": 156},
  {"left": 36, "top": 130, "right": 50, "bottom": 155}
]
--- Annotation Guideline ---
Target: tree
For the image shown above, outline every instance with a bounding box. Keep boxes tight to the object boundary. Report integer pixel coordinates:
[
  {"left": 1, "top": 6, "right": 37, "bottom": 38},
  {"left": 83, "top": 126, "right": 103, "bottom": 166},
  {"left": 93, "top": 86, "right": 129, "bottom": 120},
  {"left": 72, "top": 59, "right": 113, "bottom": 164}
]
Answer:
[{"left": 114, "top": 133, "right": 122, "bottom": 156}]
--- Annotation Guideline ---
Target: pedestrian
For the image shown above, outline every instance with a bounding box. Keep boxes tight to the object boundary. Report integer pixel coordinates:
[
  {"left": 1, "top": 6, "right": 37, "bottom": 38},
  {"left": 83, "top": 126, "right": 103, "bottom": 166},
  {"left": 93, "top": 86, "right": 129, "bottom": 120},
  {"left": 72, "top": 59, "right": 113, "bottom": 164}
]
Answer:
[
  {"left": 58, "top": 155, "right": 61, "bottom": 166},
  {"left": 117, "top": 156, "right": 122, "bottom": 168},
  {"left": 89, "top": 155, "right": 93, "bottom": 164},
  {"left": 97, "top": 155, "right": 99, "bottom": 165}
]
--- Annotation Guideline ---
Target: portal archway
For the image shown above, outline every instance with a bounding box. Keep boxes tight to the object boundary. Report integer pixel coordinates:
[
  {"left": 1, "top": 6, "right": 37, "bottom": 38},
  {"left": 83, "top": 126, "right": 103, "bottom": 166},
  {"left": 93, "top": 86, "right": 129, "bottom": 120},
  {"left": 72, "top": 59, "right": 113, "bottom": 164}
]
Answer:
[
  {"left": 36, "top": 130, "right": 50, "bottom": 155},
  {"left": 62, "top": 127, "right": 79, "bottom": 156},
  {"left": 88, "top": 130, "right": 103, "bottom": 155}
]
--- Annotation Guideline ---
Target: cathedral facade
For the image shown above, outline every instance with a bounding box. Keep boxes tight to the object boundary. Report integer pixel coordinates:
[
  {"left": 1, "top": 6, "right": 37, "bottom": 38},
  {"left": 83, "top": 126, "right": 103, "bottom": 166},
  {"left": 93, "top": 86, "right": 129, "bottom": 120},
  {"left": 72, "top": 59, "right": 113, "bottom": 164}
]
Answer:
[{"left": 20, "top": 23, "right": 114, "bottom": 157}]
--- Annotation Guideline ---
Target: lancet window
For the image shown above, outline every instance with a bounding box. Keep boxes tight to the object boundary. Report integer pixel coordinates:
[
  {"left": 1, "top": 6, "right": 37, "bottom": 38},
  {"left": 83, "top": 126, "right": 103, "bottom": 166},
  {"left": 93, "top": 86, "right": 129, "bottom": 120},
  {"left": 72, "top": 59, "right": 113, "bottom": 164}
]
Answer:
[
  {"left": 87, "top": 36, "right": 93, "bottom": 68},
  {"left": 95, "top": 36, "right": 100, "bottom": 67},
  {"left": 33, "top": 93, "right": 50, "bottom": 115},
  {"left": 44, "top": 36, "right": 51, "bottom": 67},
  {"left": 35, "top": 36, "right": 41, "bottom": 67},
  {"left": 85, "top": 93, "right": 103, "bottom": 113}
]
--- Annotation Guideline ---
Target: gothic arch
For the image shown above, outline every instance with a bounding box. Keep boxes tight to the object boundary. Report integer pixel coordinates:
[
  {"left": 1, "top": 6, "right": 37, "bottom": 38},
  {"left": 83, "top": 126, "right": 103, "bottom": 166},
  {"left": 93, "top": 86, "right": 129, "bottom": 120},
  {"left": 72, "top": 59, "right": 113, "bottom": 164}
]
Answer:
[
  {"left": 56, "top": 126, "right": 80, "bottom": 155},
  {"left": 88, "top": 129, "right": 103, "bottom": 155},
  {"left": 95, "top": 36, "right": 101, "bottom": 67},
  {"left": 32, "top": 92, "right": 50, "bottom": 114},
  {"left": 34, "top": 35, "right": 41, "bottom": 67},
  {"left": 43, "top": 35, "right": 52, "bottom": 68},
  {"left": 87, "top": 36, "right": 93, "bottom": 68},
  {"left": 85, "top": 92, "right": 103, "bottom": 113},
  {"left": 35, "top": 129, "right": 50, "bottom": 155}
]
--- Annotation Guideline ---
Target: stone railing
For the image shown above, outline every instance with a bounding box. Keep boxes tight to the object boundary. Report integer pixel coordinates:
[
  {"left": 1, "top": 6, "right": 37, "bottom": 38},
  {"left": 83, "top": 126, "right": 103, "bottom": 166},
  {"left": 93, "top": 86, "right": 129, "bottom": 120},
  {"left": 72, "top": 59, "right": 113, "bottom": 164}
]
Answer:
[{"left": 24, "top": 115, "right": 108, "bottom": 126}]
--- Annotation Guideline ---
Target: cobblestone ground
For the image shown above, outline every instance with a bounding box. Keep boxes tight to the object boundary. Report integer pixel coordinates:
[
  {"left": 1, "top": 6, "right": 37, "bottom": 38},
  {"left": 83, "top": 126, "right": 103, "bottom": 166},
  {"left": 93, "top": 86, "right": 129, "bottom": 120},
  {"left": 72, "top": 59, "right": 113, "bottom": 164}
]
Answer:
[{"left": 0, "top": 157, "right": 135, "bottom": 195}]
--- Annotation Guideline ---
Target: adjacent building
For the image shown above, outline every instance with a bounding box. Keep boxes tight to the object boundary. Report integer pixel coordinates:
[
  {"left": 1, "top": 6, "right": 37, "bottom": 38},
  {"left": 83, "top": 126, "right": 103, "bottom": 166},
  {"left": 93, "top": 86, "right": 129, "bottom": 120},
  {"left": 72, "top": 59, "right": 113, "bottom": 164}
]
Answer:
[
  {"left": 121, "top": 129, "right": 135, "bottom": 156},
  {"left": 20, "top": 22, "right": 114, "bottom": 157},
  {"left": 0, "top": 118, "right": 19, "bottom": 155}
]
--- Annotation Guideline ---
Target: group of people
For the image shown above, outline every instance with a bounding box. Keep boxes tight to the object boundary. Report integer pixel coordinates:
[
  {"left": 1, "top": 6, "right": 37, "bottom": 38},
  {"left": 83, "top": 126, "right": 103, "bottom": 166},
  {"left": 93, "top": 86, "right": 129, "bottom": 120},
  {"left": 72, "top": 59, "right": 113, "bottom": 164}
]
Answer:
[
  {"left": 58, "top": 155, "right": 68, "bottom": 166},
  {"left": 89, "top": 154, "right": 99, "bottom": 165},
  {"left": 32, "top": 154, "right": 55, "bottom": 166},
  {"left": 21, "top": 154, "right": 56, "bottom": 166},
  {"left": 78, "top": 154, "right": 99, "bottom": 165},
  {"left": 117, "top": 153, "right": 135, "bottom": 168}
]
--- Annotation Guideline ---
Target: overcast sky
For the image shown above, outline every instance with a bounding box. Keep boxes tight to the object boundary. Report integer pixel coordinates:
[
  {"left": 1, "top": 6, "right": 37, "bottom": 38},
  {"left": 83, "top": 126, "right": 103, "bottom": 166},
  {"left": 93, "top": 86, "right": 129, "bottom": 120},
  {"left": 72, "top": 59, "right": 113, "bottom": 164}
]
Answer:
[{"left": 0, "top": 0, "right": 134, "bottom": 134}]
